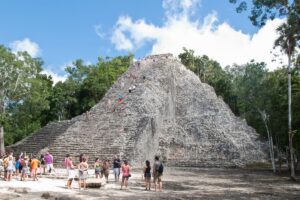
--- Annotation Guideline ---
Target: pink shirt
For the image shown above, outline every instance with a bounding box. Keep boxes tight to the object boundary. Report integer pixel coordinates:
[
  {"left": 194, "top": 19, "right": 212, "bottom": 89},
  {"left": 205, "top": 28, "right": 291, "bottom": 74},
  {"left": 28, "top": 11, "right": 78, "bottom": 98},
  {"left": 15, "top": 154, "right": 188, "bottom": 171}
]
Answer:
[
  {"left": 65, "top": 158, "right": 72, "bottom": 169},
  {"left": 122, "top": 165, "right": 130, "bottom": 176}
]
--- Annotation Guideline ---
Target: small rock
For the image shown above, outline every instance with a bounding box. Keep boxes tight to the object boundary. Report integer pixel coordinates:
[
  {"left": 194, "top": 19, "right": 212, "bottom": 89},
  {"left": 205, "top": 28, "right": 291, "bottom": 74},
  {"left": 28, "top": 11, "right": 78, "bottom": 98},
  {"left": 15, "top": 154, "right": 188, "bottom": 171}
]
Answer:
[
  {"left": 14, "top": 187, "right": 28, "bottom": 194},
  {"left": 41, "top": 192, "right": 51, "bottom": 199},
  {"left": 55, "top": 195, "right": 81, "bottom": 200}
]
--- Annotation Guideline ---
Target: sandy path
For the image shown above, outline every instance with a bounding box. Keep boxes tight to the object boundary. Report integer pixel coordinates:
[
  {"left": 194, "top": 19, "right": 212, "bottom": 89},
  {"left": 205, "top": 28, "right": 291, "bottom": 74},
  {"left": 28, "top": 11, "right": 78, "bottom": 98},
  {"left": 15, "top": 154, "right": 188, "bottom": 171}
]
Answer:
[{"left": 0, "top": 168, "right": 299, "bottom": 199}]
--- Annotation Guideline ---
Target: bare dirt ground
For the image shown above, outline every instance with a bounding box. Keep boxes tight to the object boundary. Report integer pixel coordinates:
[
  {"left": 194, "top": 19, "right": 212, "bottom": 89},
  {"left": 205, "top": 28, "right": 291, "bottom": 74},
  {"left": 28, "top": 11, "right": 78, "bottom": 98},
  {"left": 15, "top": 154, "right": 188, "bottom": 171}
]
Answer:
[{"left": 0, "top": 167, "right": 300, "bottom": 200}]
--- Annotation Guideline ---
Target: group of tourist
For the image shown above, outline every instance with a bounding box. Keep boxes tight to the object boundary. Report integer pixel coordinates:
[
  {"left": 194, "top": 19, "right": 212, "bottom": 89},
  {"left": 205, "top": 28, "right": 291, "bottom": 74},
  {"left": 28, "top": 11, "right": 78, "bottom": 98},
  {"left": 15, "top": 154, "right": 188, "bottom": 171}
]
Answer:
[
  {"left": 64, "top": 154, "right": 163, "bottom": 192},
  {"left": 0, "top": 151, "right": 164, "bottom": 192},
  {"left": 0, "top": 151, "right": 54, "bottom": 182}
]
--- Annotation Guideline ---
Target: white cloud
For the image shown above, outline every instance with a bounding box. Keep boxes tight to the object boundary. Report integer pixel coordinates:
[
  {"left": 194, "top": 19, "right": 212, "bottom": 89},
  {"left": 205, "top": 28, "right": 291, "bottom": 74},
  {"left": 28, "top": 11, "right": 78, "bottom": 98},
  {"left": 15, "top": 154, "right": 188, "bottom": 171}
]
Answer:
[
  {"left": 58, "top": 61, "right": 73, "bottom": 71},
  {"left": 10, "top": 38, "right": 41, "bottom": 57},
  {"left": 162, "top": 0, "right": 201, "bottom": 19},
  {"left": 111, "top": 18, "right": 134, "bottom": 51},
  {"left": 42, "top": 70, "right": 67, "bottom": 84},
  {"left": 111, "top": 0, "right": 286, "bottom": 70},
  {"left": 95, "top": 25, "right": 105, "bottom": 38}
]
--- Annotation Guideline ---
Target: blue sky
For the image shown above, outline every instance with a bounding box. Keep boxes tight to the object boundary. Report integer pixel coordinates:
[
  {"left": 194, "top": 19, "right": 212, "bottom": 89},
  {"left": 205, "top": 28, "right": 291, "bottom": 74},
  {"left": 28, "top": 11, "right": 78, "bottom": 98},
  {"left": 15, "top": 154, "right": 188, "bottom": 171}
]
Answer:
[{"left": 0, "top": 0, "right": 285, "bottom": 82}]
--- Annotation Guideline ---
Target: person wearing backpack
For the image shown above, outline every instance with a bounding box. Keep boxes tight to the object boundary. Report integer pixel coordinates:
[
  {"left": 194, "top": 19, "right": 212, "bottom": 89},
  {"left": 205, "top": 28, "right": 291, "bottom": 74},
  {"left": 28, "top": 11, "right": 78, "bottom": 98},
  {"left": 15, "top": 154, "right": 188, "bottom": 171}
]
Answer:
[{"left": 153, "top": 156, "right": 163, "bottom": 192}]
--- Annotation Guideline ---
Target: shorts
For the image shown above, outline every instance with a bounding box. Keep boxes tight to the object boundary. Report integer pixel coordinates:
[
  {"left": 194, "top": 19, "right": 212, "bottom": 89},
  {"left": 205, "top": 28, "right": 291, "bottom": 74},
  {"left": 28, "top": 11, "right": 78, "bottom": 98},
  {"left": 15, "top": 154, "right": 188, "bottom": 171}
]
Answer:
[
  {"left": 18, "top": 165, "right": 23, "bottom": 173},
  {"left": 144, "top": 172, "right": 151, "bottom": 178},
  {"left": 153, "top": 174, "right": 162, "bottom": 183},
  {"left": 103, "top": 169, "right": 109, "bottom": 177},
  {"left": 95, "top": 169, "right": 101, "bottom": 175},
  {"left": 46, "top": 164, "right": 54, "bottom": 171},
  {"left": 7, "top": 165, "right": 15, "bottom": 172},
  {"left": 31, "top": 167, "right": 38, "bottom": 172},
  {"left": 122, "top": 175, "right": 129, "bottom": 181},
  {"left": 113, "top": 168, "right": 120, "bottom": 176},
  {"left": 22, "top": 167, "right": 29, "bottom": 174},
  {"left": 68, "top": 169, "right": 75, "bottom": 180},
  {"left": 79, "top": 170, "right": 88, "bottom": 180}
]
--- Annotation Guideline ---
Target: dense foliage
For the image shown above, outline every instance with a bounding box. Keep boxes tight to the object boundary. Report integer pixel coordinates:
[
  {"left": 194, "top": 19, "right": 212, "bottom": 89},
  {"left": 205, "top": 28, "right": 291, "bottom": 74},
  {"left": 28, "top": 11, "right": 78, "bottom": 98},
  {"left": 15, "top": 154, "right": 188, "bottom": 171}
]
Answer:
[
  {"left": 230, "top": 0, "right": 300, "bottom": 179},
  {"left": 179, "top": 48, "right": 300, "bottom": 164},
  {"left": 0, "top": 45, "right": 131, "bottom": 146}
]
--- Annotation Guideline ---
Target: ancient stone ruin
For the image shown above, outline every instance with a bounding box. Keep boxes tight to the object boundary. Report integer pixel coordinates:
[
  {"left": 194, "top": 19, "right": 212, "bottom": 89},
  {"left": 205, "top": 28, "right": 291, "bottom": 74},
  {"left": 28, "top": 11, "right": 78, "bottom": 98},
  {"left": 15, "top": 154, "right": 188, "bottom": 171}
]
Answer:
[{"left": 8, "top": 54, "right": 267, "bottom": 167}]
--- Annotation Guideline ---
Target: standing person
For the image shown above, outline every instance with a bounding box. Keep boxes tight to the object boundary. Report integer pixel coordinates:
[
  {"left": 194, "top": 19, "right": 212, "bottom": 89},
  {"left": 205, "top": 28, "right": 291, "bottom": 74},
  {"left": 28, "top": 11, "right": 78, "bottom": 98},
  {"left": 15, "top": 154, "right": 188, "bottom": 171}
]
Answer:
[
  {"left": 15, "top": 152, "right": 23, "bottom": 177},
  {"left": 39, "top": 154, "right": 45, "bottom": 175},
  {"left": 21, "top": 157, "right": 29, "bottom": 181},
  {"left": 6, "top": 153, "right": 15, "bottom": 181},
  {"left": 143, "top": 160, "right": 151, "bottom": 190},
  {"left": 64, "top": 154, "right": 71, "bottom": 186},
  {"left": 94, "top": 158, "right": 101, "bottom": 179},
  {"left": 153, "top": 156, "right": 163, "bottom": 192},
  {"left": 17, "top": 155, "right": 24, "bottom": 177},
  {"left": 120, "top": 160, "right": 130, "bottom": 190},
  {"left": 113, "top": 155, "right": 121, "bottom": 181},
  {"left": 0, "top": 156, "right": 4, "bottom": 179},
  {"left": 31, "top": 155, "right": 40, "bottom": 181},
  {"left": 16, "top": 153, "right": 23, "bottom": 177},
  {"left": 66, "top": 156, "right": 75, "bottom": 189},
  {"left": 78, "top": 157, "right": 88, "bottom": 190},
  {"left": 15, "top": 157, "right": 20, "bottom": 177},
  {"left": 44, "top": 152, "right": 54, "bottom": 174},
  {"left": 102, "top": 160, "right": 110, "bottom": 182},
  {"left": 3, "top": 154, "right": 9, "bottom": 181}
]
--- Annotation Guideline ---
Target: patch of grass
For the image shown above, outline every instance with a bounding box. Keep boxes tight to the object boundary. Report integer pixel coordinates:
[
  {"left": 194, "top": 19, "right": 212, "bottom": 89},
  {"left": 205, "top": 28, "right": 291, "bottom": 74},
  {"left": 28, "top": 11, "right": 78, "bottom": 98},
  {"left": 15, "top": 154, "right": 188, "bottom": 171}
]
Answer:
[{"left": 244, "top": 162, "right": 272, "bottom": 169}]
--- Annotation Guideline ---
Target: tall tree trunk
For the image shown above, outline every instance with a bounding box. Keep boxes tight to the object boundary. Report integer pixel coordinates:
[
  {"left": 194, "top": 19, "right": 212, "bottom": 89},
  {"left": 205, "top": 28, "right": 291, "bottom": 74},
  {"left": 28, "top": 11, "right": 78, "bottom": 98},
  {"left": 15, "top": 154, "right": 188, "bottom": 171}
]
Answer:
[
  {"left": 259, "top": 110, "right": 276, "bottom": 173},
  {"left": 274, "top": 134, "right": 282, "bottom": 173},
  {"left": 0, "top": 125, "right": 4, "bottom": 156},
  {"left": 288, "top": 55, "right": 296, "bottom": 180},
  {"left": 270, "top": 135, "right": 276, "bottom": 172}
]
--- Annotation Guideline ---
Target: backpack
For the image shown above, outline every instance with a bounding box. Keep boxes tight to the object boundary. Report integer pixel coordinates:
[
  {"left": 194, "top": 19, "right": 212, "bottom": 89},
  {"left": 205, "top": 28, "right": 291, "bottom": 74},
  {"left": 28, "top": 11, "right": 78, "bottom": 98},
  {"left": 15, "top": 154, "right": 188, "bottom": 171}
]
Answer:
[
  {"left": 157, "top": 163, "right": 164, "bottom": 174},
  {"left": 16, "top": 160, "right": 20, "bottom": 168},
  {"left": 3, "top": 158, "right": 8, "bottom": 169}
]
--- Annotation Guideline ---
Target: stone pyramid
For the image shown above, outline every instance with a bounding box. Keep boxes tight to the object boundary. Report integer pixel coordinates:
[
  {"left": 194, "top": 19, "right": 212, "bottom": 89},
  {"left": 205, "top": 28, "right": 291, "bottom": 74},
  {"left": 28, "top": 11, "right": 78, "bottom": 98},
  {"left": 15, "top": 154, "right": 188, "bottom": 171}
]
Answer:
[{"left": 9, "top": 54, "right": 267, "bottom": 167}]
